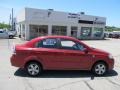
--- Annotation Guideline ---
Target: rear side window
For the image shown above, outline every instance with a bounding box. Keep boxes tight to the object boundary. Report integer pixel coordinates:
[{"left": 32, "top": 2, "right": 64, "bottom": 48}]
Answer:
[{"left": 36, "top": 38, "right": 58, "bottom": 48}]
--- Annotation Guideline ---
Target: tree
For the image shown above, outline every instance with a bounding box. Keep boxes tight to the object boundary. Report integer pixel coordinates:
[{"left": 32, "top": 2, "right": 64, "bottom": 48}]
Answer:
[
  {"left": 105, "top": 26, "right": 120, "bottom": 32},
  {"left": 0, "top": 23, "right": 11, "bottom": 29}
]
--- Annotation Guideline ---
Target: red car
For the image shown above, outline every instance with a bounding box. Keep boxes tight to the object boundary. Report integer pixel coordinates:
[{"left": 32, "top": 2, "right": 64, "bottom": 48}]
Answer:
[{"left": 10, "top": 36, "right": 114, "bottom": 76}]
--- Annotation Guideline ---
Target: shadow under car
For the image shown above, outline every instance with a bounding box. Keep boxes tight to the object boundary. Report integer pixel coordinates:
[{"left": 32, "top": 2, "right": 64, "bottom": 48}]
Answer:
[{"left": 14, "top": 68, "right": 118, "bottom": 79}]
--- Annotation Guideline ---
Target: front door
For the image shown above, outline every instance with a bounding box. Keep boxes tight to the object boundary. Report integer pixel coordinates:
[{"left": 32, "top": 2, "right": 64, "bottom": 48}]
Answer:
[{"left": 55, "top": 39, "right": 93, "bottom": 70}]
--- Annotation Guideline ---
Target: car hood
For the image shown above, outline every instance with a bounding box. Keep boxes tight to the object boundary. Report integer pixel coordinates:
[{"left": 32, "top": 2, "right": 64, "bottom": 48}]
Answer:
[{"left": 91, "top": 47, "right": 109, "bottom": 55}]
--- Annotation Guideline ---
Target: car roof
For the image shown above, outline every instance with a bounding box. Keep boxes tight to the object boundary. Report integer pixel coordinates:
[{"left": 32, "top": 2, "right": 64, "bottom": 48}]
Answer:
[
  {"left": 27, "top": 36, "right": 80, "bottom": 46},
  {"left": 33, "top": 35, "right": 79, "bottom": 41},
  {"left": 26, "top": 35, "right": 91, "bottom": 49}
]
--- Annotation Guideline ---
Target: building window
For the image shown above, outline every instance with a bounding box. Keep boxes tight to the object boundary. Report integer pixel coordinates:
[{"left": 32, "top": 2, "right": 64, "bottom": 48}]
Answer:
[
  {"left": 52, "top": 26, "right": 67, "bottom": 35},
  {"left": 38, "top": 25, "right": 48, "bottom": 36},
  {"left": 71, "top": 26, "right": 78, "bottom": 38},
  {"left": 93, "top": 28, "right": 103, "bottom": 37},
  {"left": 81, "top": 27, "right": 92, "bottom": 37},
  {"left": 29, "top": 25, "right": 48, "bottom": 39}
]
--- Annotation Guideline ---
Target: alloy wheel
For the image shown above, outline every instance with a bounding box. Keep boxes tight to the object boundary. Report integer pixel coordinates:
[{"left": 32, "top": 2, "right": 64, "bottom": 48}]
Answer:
[
  {"left": 27, "top": 62, "right": 41, "bottom": 76},
  {"left": 93, "top": 62, "right": 107, "bottom": 76}
]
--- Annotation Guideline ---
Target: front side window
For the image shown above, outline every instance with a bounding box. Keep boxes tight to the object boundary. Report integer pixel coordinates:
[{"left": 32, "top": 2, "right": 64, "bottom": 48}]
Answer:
[
  {"left": 36, "top": 38, "right": 57, "bottom": 48},
  {"left": 60, "top": 39, "right": 86, "bottom": 51},
  {"left": 77, "top": 43, "right": 86, "bottom": 51}
]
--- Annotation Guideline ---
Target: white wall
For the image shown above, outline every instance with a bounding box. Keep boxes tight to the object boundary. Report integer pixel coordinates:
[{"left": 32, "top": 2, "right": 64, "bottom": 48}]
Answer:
[
  {"left": 25, "top": 8, "right": 78, "bottom": 24},
  {"left": 17, "top": 7, "right": 106, "bottom": 28},
  {"left": 24, "top": 7, "right": 106, "bottom": 26},
  {"left": 17, "top": 8, "right": 26, "bottom": 23},
  {"left": 16, "top": 7, "right": 106, "bottom": 40}
]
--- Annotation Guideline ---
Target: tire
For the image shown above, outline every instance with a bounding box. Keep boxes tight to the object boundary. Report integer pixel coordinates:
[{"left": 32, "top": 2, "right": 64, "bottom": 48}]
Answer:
[
  {"left": 19, "top": 35, "right": 21, "bottom": 38},
  {"left": 9, "top": 35, "right": 13, "bottom": 39},
  {"left": 26, "top": 62, "right": 42, "bottom": 76},
  {"left": 92, "top": 62, "right": 108, "bottom": 76}
]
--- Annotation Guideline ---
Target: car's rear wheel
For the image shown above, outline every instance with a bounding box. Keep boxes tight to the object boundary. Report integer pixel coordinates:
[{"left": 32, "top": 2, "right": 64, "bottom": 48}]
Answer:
[
  {"left": 92, "top": 62, "right": 107, "bottom": 76},
  {"left": 26, "top": 62, "right": 42, "bottom": 76},
  {"left": 9, "top": 35, "right": 14, "bottom": 39}
]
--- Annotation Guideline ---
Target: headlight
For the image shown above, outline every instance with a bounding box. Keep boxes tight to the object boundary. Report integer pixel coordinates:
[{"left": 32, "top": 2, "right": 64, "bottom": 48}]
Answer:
[{"left": 108, "top": 54, "right": 113, "bottom": 59}]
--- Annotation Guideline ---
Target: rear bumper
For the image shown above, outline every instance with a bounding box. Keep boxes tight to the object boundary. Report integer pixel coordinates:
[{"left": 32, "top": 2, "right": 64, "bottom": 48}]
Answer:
[{"left": 10, "top": 54, "right": 24, "bottom": 68}]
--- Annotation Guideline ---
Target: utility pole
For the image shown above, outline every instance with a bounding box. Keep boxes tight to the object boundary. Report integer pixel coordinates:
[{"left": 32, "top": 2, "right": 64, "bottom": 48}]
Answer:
[
  {"left": 11, "top": 8, "right": 13, "bottom": 30},
  {"left": 9, "top": 14, "right": 11, "bottom": 30}
]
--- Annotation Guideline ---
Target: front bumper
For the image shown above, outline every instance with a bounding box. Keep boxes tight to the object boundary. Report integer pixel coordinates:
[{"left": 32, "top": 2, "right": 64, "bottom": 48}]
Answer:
[{"left": 108, "top": 58, "right": 114, "bottom": 70}]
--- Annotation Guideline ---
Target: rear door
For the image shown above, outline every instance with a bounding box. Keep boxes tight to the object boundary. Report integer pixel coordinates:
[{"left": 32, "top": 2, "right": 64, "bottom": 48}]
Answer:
[{"left": 33, "top": 38, "right": 65, "bottom": 69}]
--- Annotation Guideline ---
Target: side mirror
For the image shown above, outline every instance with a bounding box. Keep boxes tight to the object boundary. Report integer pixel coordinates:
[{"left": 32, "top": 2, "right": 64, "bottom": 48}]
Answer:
[{"left": 83, "top": 48, "right": 88, "bottom": 54}]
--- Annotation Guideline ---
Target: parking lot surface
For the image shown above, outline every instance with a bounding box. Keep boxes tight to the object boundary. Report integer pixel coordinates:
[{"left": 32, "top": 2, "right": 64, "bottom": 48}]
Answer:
[{"left": 0, "top": 38, "right": 120, "bottom": 90}]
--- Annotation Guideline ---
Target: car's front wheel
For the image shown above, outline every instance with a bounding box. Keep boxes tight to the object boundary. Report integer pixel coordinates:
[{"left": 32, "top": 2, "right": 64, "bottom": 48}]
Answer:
[
  {"left": 26, "top": 62, "right": 42, "bottom": 76},
  {"left": 92, "top": 62, "right": 108, "bottom": 76}
]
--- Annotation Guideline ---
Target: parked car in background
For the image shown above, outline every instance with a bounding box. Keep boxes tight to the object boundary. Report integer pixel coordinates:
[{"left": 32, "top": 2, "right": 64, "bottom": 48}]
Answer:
[
  {"left": 112, "top": 31, "right": 120, "bottom": 38},
  {"left": 112, "top": 34, "right": 120, "bottom": 38},
  {"left": 10, "top": 36, "right": 114, "bottom": 76},
  {"left": 107, "top": 31, "right": 120, "bottom": 38},
  {"left": 8, "top": 30, "right": 17, "bottom": 36},
  {"left": 0, "top": 29, "right": 15, "bottom": 39}
]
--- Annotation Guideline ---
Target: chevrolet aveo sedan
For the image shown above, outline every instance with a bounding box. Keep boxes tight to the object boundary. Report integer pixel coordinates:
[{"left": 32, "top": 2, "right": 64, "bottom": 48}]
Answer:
[{"left": 10, "top": 36, "right": 114, "bottom": 76}]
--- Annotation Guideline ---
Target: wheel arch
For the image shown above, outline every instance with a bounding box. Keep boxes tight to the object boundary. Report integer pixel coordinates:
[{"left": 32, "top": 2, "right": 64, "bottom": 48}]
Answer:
[
  {"left": 91, "top": 60, "right": 108, "bottom": 70},
  {"left": 24, "top": 55, "right": 44, "bottom": 69},
  {"left": 24, "top": 59, "right": 43, "bottom": 70}
]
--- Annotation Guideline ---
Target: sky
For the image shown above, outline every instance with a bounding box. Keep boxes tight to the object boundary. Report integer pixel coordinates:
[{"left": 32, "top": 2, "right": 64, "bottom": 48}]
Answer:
[{"left": 0, "top": 0, "right": 120, "bottom": 27}]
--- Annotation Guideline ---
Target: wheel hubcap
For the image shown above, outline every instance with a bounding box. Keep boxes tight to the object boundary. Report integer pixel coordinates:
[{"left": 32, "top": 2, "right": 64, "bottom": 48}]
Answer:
[
  {"left": 28, "top": 64, "right": 39, "bottom": 75},
  {"left": 95, "top": 64, "right": 106, "bottom": 75}
]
